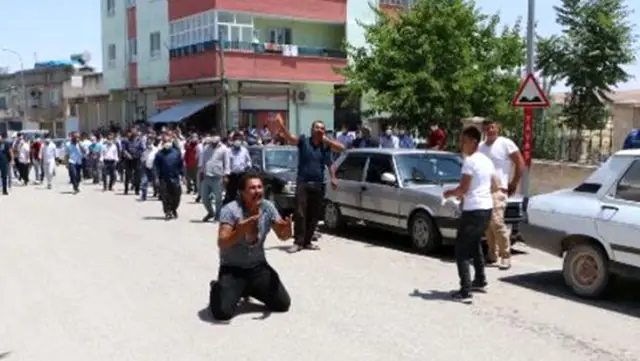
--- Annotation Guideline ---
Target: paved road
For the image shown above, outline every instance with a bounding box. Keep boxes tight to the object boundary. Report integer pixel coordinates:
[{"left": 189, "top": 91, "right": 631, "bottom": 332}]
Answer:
[{"left": 1, "top": 174, "right": 640, "bottom": 361}]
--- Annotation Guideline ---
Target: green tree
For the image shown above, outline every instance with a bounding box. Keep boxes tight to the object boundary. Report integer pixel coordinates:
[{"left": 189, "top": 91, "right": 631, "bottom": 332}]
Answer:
[
  {"left": 536, "top": 0, "right": 636, "bottom": 131},
  {"left": 339, "top": 0, "right": 525, "bottom": 135}
]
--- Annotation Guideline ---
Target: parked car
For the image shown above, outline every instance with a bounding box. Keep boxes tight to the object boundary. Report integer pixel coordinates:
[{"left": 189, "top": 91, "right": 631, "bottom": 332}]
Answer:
[
  {"left": 323, "top": 148, "right": 525, "bottom": 253},
  {"left": 249, "top": 146, "right": 298, "bottom": 216},
  {"left": 521, "top": 149, "right": 640, "bottom": 298}
]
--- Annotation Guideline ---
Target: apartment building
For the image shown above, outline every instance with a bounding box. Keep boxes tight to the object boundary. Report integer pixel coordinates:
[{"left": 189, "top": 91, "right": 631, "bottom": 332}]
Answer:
[
  {"left": 0, "top": 65, "right": 72, "bottom": 136},
  {"left": 100, "top": 0, "right": 393, "bottom": 133}
]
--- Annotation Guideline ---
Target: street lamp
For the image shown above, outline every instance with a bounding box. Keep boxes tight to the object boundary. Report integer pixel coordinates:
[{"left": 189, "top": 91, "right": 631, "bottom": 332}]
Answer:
[{"left": 1, "top": 48, "right": 28, "bottom": 125}]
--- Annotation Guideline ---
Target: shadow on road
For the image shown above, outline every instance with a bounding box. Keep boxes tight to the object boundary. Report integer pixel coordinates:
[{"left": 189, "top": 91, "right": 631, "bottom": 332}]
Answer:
[
  {"left": 500, "top": 271, "right": 640, "bottom": 319},
  {"left": 197, "top": 301, "right": 272, "bottom": 324},
  {"left": 409, "top": 288, "right": 468, "bottom": 304},
  {"left": 141, "top": 216, "right": 167, "bottom": 221},
  {"left": 264, "top": 245, "right": 292, "bottom": 252},
  {"left": 0, "top": 351, "right": 12, "bottom": 359}
]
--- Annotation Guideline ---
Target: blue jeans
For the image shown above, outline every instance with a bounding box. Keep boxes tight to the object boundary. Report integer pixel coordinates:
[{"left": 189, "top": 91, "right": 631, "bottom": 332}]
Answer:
[
  {"left": 67, "top": 163, "right": 82, "bottom": 191},
  {"left": 140, "top": 167, "right": 156, "bottom": 200},
  {"left": 201, "top": 175, "right": 223, "bottom": 218}
]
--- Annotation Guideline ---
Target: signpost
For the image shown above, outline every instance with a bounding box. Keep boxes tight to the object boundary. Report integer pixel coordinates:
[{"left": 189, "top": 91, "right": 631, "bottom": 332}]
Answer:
[{"left": 511, "top": 72, "right": 550, "bottom": 197}]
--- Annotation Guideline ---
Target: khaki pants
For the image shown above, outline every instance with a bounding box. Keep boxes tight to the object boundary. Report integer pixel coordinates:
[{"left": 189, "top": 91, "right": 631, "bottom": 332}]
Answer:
[{"left": 485, "top": 190, "right": 511, "bottom": 260}]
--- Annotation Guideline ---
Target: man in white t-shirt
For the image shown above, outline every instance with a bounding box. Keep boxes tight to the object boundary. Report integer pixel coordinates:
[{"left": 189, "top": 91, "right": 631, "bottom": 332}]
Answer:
[
  {"left": 444, "top": 126, "right": 496, "bottom": 302},
  {"left": 479, "top": 119, "right": 524, "bottom": 269}
]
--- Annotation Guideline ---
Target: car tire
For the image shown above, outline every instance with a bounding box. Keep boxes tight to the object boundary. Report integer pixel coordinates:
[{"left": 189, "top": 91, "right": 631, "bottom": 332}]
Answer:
[
  {"left": 408, "top": 211, "right": 440, "bottom": 253},
  {"left": 323, "top": 201, "right": 344, "bottom": 231},
  {"left": 562, "top": 243, "right": 610, "bottom": 298}
]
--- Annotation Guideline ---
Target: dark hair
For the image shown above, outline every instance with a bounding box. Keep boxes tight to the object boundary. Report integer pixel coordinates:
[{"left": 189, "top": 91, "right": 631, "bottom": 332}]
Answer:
[
  {"left": 239, "top": 170, "right": 263, "bottom": 190},
  {"left": 481, "top": 119, "right": 498, "bottom": 127},
  {"left": 311, "top": 120, "right": 325, "bottom": 130},
  {"left": 461, "top": 126, "right": 482, "bottom": 144}
]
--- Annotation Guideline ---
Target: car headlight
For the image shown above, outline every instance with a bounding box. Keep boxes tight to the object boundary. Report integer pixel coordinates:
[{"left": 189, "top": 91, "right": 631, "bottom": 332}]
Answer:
[{"left": 283, "top": 181, "right": 296, "bottom": 194}]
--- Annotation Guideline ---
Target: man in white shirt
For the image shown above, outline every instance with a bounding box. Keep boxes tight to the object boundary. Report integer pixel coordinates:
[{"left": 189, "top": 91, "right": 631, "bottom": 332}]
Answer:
[
  {"left": 444, "top": 126, "right": 496, "bottom": 303},
  {"left": 40, "top": 138, "right": 58, "bottom": 189},
  {"left": 16, "top": 139, "right": 31, "bottom": 185},
  {"left": 379, "top": 125, "right": 399, "bottom": 148},
  {"left": 100, "top": 133, "right": 119, "bottom": 191},
  {"left": 479, "top": 119, "right": 525, "bottom": 269},
  {"left": 140, "top": 138, "right": 158, "bottom": 201}
]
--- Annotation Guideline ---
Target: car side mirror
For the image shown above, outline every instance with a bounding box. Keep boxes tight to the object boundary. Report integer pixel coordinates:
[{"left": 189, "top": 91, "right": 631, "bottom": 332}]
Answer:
[{"left": 380, "top": 172, "right": 397, "bottom": 185}]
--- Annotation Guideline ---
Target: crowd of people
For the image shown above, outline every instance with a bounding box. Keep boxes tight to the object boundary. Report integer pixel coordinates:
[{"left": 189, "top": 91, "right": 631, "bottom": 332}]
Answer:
[{"left": 0, "top": 114, "right": 522, "bottom": 315}]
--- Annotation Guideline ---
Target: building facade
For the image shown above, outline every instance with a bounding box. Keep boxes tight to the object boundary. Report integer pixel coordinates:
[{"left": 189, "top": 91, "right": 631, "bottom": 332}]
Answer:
[
  {"left": 100, "top": 0, "right": 387, "bottom": 133},
  {"left": 0, "top": 66, "right": 72, "bottom": 136}
]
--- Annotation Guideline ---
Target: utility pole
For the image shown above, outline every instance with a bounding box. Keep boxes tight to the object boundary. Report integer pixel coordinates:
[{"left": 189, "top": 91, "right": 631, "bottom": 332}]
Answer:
[
  {"left": 216, "top": 30, "right": 228, "bottom": 136},
  {"left": 2, "top": 49, "right": 28, "bottom": 126},
  {"left": 522, "top": 0, "right": 535, "bottom": 199}
]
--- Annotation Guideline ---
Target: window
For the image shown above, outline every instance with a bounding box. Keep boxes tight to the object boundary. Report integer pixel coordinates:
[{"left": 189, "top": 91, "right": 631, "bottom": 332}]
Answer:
[
  {"left": 49, "top": 89, "right": 60, "bottom": 106},
  {"left": 575, "top": 155, "right": 629, "bottom": 194},
  {"left": 365, "top": 155, "right": 394, "bottom": 184},
  {"left": 150, "top": 32, "right": 161, "bottom": 58},
  {"left": 336, "top": 154, "right": 367, "bottom": 181},
  {"left": 217, "top": 11, "right": 234, "bottom": 23},
  {"left": 615, "top": 159, "right": 640, "bottom": 202},
  {"left": 268, "top": 28, "right": 292, "bottom": 44},
  {"left": 0, "top": 97, "right": 6, "bottom": 109},
  {"left": 169, "top": 10, "right": 216, "bottom": 50},
  {"left": 128, "top": 38, "right": 137, "bottom": 62},
  {"left": 126, "top": 0, "right": 135, "bottom": 8},
  {"left": 265, "top": 149, "right": 298, "bottom": 170},
  {"left": 395, "top": 153, "right": 462, "bottom": 184},
  {"left": 107, "top": 44, "right": 116, "bottom": 68},
  {"left": 249, "top": 149, "right": 263, "bottom": 169},
  {"left": 107, "top": 0, "right": 115, "bottom": 16}
]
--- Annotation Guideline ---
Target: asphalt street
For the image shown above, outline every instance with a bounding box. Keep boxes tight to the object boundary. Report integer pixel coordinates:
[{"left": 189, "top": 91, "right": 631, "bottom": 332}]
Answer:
[{"left": 1, "top": 173, "right": 639, "bottom": 361}]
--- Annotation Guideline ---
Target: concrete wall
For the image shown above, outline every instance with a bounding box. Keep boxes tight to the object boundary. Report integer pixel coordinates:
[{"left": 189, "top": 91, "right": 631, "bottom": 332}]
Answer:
[
  {"left": 137, "top": 0, "right": 170, "bottom": 87},
  {"left": 529, "top": 160, "right": 596, "bottom": 194},
  {"left": 101, "top": 0, "right": 128, "bottom": 90}
]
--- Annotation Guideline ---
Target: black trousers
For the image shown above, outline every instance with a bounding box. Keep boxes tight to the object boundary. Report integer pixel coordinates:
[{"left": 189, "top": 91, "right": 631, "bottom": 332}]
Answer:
[
  {"left": 455, "top": 209, "right": 492, "bottom": 293},
  {"left": 0, "top": 162, "right": 8, "bottom": 194},
  {"left": 124, "top": 158, "right": 141, "bottom": 194},
  {"left": 16, "top": 161, "right": 29, "bottom": 184},
  {"left": 102, "top": 160, "right": 117, "bottom": 190},
  {"left": 223, "top": 172, "right": 243, "bottom": 205},
  {"left": 294, "top": 182, "right": 325, "bottom": 246},
  {"left": 159, "top": 180, "right": 181, "bottom": 214},
  {"left": 209, "top": 263, "right": 291, "bottom": 321}
]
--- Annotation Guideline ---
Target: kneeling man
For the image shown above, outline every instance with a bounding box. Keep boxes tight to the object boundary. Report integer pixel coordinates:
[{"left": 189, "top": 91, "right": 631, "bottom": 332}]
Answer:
[{"left": 209, "top": 171, "right": 293, "bottom": 321}]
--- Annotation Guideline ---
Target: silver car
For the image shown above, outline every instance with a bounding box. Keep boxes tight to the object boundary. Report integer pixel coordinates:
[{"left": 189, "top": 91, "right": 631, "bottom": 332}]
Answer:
[{"left": 324, "top": 148, "right": 524, "bottom": 253}]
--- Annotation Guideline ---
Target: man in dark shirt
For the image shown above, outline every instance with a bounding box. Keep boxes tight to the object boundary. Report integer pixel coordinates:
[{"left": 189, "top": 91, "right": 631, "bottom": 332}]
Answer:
[
  {"left": 121, "top": 128, "right": 145, "bottom": 195},
  {"left": 154, "top": 134, "right": 184, "bottom": 220},
  {"left": 273, "top": 114, "right": 344, "bottom": 253},
  {"left": 351, "top": 126, "right": 379, "bottom": 148},
  {"left": 0, "top": 133, "right": 13, "bottom": 195}
]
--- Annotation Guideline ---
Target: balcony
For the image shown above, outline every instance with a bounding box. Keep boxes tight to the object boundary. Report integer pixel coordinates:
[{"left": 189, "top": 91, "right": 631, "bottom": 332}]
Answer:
[{"left": 169, "top": 17, "right": 346, "bottom": 83}]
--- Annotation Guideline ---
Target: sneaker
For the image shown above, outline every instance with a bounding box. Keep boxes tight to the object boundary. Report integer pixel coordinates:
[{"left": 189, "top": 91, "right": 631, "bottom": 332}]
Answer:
[
  {"left": 304, "top": 243, "right": 321, "bottom": 251},
  {"left": 173, "top": 211, "right": 179, "bottom": 219},
  {"left": 287, "top": 245, "right": 303, "bottom": 254},
  {"left": 202, "top": 213, "right": 214, "bottom": 222},
  {"left": 165, "top": 213, "right": 173, "bottom": 221},
  {"left": 499, "top": 258, "right": 511, "bottom": 270},
  {"left": 471, "top": 280, "right": 488, "bottom": 293},
  {"left": 485, "top": 258, "right": 498, "bottom": 267},
  {"left": 451, "top": 290, "right": 473, "bottom": 303}
]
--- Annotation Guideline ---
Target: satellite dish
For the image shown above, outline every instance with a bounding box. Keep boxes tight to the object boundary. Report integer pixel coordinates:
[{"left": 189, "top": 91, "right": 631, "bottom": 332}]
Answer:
[{"left": 82, "top": 51, "right": 92, "bottom": 64}]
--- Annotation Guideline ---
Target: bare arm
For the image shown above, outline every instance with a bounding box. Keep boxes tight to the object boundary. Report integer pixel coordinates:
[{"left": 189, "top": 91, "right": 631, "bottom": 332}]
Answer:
[
  {"left": 218, "top": 223, "right": 244, "bottom": 249},
  {"left": 508, "top": 151, "right": 525, "bottom": 194},
  {"left": 323, "top": 136, "right": 345, "bottom": 152},
  {"left": 446, "top": 174, "right": 471, "bottom": 199},
  {"left": 274, "top": 114, "right": 298, "bottom": 145},
  {"left": 272, "top": 218, "right": 293, "bottom": 240}
]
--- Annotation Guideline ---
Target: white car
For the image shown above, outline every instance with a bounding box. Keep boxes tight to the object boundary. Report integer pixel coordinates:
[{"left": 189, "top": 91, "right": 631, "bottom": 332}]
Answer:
[{"left": 521, "top": 149, "right": 640, "bottom": 298}]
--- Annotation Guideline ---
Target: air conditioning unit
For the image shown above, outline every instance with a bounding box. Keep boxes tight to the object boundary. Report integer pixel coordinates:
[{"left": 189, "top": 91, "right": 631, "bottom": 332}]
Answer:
[{"left": 293, "top": 89, "right": 310, "bottom": 104}]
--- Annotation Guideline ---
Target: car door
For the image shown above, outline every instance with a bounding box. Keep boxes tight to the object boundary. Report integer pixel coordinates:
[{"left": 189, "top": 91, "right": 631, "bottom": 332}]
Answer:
[
  {"left": 331, "top": 153, "right": 368, "bottom": 220},
  {"left": 596, "top": 158, "right": 640, "bottom": 268},
  {"left": 360, "top": 154, "right": 402, "bottom": 227}
]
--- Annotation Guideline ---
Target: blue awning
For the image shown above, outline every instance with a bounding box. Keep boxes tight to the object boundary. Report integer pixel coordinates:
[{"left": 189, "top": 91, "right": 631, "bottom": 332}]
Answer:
[{"left": 148, "top": 99, "right": 214, "bottom": 124}]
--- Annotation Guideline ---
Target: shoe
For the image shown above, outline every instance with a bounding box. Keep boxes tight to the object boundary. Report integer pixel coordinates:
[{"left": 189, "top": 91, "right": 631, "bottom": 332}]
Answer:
[
  {"left": 173, "top": 211, "right": 179, "bottom": 219},
  {"left": 499, "top": 258, "right": 511, "bottom": 270},
  {"left": 485, "top": 258, "right": 498, "bottom": 266},
  {"left": 451, "top": 290, "right": 473, "bottom": 303},
  {"left": 287, "top": 245, "right": 303, "bottom": 254},
  {"left": 202, "top": 213, "right": 214, "bottom": 222},
  {"left": 304, "top": 243, "right": 321, "bottom": 251},
  {"left": 195, "top": 196, "right": 201, "bottom": 203},
  {"left": 165, "top": 213, "right": 172, "bottom": 220},
  {"left": 471, "top": 280, "right": 488, "bottom": 293}
]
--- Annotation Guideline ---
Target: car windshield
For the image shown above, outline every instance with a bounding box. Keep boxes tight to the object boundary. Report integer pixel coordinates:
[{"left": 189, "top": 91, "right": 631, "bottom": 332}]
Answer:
[
  {"left": 265, "top": 149, "right": 298, "bottom": 170},
  {"left": 395, "top": 153, "right": 462, "bottom": 184}
]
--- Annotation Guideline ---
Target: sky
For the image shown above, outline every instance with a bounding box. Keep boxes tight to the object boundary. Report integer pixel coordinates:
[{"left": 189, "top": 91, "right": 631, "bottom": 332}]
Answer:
[{"left": 1, "top": 0, "right": 639, "bottom": 91}]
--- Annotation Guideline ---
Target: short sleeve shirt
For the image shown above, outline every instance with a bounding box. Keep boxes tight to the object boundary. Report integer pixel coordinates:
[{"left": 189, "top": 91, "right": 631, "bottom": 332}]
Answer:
[
  {"left": 218, "top": 199, "right": 281, "bottom": 268},
  {"left": 478, "top": 136, "right": 519, "bottom": 188}
]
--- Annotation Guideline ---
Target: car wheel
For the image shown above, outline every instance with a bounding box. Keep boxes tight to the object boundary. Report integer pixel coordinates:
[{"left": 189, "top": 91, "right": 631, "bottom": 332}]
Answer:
[
  {"left": 323, "top": 201, "right": 344, "bottom": 231},
  {"left": 408, "top": 211, "right": 440, "bottom": 253},
  {"left": 562, "top": 243, "right": 610, "bottom": 298}
]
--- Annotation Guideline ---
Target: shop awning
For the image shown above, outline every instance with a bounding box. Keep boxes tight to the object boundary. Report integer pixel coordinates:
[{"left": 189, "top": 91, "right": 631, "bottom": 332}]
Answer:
[{"left": 148, "top": 99, "right": 214, "bottom": 124}]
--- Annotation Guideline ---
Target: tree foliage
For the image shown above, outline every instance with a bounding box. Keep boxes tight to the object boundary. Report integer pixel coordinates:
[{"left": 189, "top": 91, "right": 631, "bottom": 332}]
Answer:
[
  {"left": 536, "top": 0, "right": 636, "bottom": 130},
  {"left": 339, "top": 0, "right": 525, "bottom": 134}
]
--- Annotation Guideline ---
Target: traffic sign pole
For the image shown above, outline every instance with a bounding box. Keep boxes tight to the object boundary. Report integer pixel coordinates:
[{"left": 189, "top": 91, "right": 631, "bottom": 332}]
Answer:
[{"left": 522, "top": 107, "right": 534, "bottom": 168}]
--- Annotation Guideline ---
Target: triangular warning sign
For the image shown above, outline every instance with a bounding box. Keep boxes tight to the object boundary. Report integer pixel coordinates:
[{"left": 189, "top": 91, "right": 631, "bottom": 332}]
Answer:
[{"left": 512, "top": 73, "right": 550, "bottom": 108}]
